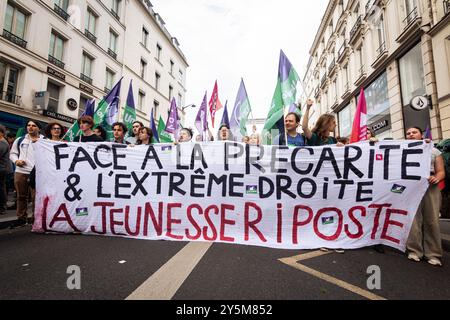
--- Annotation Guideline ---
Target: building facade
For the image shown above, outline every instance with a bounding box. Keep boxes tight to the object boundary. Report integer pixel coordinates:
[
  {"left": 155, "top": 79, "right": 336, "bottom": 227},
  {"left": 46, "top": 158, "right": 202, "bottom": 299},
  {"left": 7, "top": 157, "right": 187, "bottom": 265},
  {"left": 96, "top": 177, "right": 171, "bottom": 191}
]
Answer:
[
  {"left": 0, "top": 0, "right": 188, "bottom": 134},
  {"left": 302, "top": 0, "right": 450, "bottom": 141}
]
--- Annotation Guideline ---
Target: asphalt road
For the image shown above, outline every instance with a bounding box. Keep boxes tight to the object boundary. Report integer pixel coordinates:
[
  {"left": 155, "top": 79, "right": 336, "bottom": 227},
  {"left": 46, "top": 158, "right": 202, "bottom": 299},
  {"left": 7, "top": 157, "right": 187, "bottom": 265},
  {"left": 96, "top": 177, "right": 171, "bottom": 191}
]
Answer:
[{"left": 1, "top": 226, "right": 449, "bottom": 300}]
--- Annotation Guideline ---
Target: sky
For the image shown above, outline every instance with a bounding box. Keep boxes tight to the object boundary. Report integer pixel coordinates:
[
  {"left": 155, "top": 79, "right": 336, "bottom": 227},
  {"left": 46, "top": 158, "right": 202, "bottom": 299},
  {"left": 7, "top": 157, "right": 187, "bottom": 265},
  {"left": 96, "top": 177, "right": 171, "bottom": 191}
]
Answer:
[{"left": 151, "top": 0, "right": 329, "bottom": 130}]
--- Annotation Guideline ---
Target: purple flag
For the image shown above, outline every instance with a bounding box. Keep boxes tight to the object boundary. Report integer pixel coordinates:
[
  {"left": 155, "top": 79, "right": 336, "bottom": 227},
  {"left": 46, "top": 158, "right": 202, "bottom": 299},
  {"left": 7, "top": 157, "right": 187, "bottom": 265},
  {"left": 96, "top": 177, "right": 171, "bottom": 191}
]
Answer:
[
  {"left": 195, "top": 92, "right": 208, "bottom": 138},
  {"left": 165, "top": 98, "right": 179, "bottom": 138},
  {"left": 424, "top": 126, "right": 432, "bottom": 140},
  {"left": 220, "top": 101, "right": 230, "bottom": 128}
]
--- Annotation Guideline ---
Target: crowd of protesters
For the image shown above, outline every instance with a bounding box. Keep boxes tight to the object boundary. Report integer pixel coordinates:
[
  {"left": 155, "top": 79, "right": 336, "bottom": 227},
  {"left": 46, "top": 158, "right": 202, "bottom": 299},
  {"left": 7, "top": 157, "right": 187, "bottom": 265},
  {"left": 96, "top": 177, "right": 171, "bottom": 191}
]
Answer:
[{"left": 0, "top": 98, "right": 448, "bottom": 267}]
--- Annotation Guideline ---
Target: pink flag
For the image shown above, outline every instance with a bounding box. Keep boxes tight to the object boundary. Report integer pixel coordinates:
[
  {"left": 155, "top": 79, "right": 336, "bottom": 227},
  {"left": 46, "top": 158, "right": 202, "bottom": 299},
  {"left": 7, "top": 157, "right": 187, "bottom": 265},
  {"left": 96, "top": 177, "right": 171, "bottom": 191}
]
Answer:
[
  {"left": 209, "top": 80, "right": 223, "bottom": 128},
  {"left": 350, "top": 87, "right": 368, "bottom": 143}
]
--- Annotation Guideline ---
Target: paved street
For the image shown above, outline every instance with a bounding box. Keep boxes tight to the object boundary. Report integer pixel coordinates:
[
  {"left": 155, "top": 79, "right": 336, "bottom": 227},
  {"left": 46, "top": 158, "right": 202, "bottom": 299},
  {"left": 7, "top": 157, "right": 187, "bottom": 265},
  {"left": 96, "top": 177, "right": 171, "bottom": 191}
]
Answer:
[{"left": 1, "top": 222, "right": 449, "bottom": 300}]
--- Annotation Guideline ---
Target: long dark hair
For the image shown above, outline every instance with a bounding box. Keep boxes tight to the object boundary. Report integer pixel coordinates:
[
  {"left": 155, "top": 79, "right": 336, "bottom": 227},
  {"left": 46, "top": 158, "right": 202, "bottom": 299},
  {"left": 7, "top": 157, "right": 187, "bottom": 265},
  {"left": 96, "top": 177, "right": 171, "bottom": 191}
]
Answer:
[
  {"left": 312, "top": 114, "right": 335, "bottom": 142},
  {"left": 137, "top": 127, "right": 153, "bottom": 145},
  {"left": 44, "top": 122, "right": 65, "bottom": 140}
]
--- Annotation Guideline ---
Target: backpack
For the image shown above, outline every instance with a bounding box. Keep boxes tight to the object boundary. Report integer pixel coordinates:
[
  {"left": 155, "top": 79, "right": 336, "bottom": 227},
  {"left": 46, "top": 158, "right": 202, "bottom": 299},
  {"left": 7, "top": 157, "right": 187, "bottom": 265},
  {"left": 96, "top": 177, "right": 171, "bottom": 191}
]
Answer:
[
  {"left": 16, "top": 136, "right": 25, "bottom": 158},
  {"left": 437, "top": 139, "right": 450, "bottom": 193}
]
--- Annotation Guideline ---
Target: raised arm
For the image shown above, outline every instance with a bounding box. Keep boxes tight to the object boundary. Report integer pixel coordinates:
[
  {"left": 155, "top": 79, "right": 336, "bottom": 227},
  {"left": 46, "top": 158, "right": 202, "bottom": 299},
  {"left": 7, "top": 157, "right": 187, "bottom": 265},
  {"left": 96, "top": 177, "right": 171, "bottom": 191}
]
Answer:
[{"left": 302, "top": 99, "right": 314, "bottom": 140}]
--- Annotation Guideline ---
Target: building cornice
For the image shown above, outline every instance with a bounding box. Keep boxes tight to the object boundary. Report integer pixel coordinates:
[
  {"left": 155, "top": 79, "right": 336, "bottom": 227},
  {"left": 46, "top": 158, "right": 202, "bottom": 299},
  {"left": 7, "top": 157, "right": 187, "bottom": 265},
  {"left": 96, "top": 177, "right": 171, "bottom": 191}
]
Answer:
[{"left": 309, "top": 0, "right": 337, "bottom": 55}]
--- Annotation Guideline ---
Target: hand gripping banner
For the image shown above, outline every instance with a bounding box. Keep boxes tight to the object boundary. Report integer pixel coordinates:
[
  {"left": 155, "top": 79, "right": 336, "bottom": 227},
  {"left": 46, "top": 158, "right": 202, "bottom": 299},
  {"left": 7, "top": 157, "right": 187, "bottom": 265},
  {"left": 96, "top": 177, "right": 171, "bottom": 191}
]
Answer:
[{"left": 32, "top": 140, "right": 431, "bottom": 251}]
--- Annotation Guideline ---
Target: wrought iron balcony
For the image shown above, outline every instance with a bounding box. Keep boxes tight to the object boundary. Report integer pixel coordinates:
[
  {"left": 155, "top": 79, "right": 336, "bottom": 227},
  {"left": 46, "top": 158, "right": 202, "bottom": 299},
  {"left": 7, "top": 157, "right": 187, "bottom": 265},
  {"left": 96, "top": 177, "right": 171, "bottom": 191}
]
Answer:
[
  {"left": 320, "top": 73, "right": 328, "bottom": 88},
  {"left": 80, "top": 73, "right": 93, "bottom": 85},
  {"left": 1, "top": 91, "right": 21, "bottom": 106},
  {"left": 444, "top": 0, "right": 450, "bottom": 15},
  {"left": 110, "top": 9, "right": 120, "bottom": 21},
  {"left": 54, "top": 4, "right": 70, "bottom": 21},
  {"left": 108, "top": 48, "right": 117, "bottom": 60},
  {"left": 328, "top": 58, "right": 336, "bottom": 74},
  {"left": 84, "top": 29, "right": 97, "bottom": 44},
  {"left": 48, "top": 55, "right": 65, "bottom": 69},
  {"left": 349, "top": 16, "right": 363, "bottom": 42},
  {"left": 376, "top": 42, "right": 387, "bottom": 56},
  {"left": 2, "top": 29, "right": 27, "bottom": 48},
  {"left": 314, "top": 86, "right": 320, "bottom": 98},
  {"left": 403, "top": 7, "right": 419, "bottom": 28}
]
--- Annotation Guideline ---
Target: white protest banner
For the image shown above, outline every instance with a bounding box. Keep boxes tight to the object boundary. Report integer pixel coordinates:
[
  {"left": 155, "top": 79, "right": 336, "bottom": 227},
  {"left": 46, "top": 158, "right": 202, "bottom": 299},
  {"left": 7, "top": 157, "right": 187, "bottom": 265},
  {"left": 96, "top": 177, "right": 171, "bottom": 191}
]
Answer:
[{"left": 32, "top": 140, "right": 431, "bottom": 251}]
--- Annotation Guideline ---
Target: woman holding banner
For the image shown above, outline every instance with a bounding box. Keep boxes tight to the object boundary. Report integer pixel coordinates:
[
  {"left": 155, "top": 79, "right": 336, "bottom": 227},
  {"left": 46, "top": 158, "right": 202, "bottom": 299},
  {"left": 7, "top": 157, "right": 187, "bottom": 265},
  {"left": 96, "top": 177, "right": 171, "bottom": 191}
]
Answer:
[
  {"left": 406, "top": 127, "right": 445, "bottom": 267},
  {"left": 302, "top": 99, "right": 338, "bottom": 146},
  {"left": 136, "top": 127, "right": 153, "bottom": 146}
]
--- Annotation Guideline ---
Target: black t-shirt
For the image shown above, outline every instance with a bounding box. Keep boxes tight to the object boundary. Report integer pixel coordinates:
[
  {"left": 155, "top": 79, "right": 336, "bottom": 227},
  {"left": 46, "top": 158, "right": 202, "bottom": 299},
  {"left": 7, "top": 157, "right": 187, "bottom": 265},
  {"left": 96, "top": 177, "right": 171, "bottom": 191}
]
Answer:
[{"left": 74, "top": 135, "right": 104, "bottom": 142}]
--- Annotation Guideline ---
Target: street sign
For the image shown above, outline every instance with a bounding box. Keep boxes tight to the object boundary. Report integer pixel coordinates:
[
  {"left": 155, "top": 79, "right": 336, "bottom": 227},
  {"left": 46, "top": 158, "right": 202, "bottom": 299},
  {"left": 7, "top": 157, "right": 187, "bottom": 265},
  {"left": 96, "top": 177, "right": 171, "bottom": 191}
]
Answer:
[{"left": 410, "top": 95, "right": 430, "bottom": 111}]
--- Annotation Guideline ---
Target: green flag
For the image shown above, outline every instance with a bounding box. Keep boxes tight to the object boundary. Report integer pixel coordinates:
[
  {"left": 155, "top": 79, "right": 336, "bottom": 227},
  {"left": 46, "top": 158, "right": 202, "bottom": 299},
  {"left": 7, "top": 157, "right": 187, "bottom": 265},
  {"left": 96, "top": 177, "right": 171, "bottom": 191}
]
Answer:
[
  {"left": 122, "top": 80, "right": 136, "bottom": 136},
  {"left": 157, "top": 116, "right": 173, "bottom": 143},
  {"left": 94, "top": 78, "right": 123, "bottom": 141},
  {"left": 262, "top": 50, "right": 300, "bottom": 145}
]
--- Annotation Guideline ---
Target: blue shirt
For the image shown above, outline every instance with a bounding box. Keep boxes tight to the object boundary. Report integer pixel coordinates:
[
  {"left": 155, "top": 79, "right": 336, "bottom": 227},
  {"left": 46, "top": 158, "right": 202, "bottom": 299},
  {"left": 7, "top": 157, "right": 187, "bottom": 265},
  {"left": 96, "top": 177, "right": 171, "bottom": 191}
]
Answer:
[{"left": 274, "top": 133, "right": 306, "bottom": 147}]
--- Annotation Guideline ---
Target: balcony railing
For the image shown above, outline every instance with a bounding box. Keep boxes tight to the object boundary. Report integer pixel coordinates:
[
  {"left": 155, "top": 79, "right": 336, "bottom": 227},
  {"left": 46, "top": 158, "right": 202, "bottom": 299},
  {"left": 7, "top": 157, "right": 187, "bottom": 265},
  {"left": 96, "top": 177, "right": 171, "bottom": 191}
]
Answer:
[
  {"left": 2, "top": 29, "right": 27, "bottom": 48},
  {"left": 320, "top": 73, "right": 328, "bottom": 87},
  {"left": 359, "top": 65, "right": 366, "bottom": 78},
  {"left": 338, "top": 41, "right": 347, "bottom": 58},
  {"left": 376, "top": 42, "right": 387, "bottom": 56},
  {"left": 107, "top": 48, "right": 117, "bottom": 60},
  {"left": 48, "top": 55, "right": 65, "bottom": 69},
  {"left": 110, "top": 9, "right": 120, "bottom": 21},
  {"left": 350, "top": 16, "right": 363, "bottom": 41},
  {"left": 445, "top": 0, "right": 450, "bottom": 15},
  {"left": 328, "top": 58, "right": 336, "bottom": 74},
  {"left": 54, "top": 4, "right": 70, "bottom": 21},
  {"left": 84, "top": 29, "right": 97, "bottom": 44},
  {"left": 80, "top": 73, "right": 93, "bottom": 84},
  {"left": 403, "top": 7, "right": 419, "bottom": 28},
  {"left": 1, "top": 91, "right": 21, "bottom": 106}
]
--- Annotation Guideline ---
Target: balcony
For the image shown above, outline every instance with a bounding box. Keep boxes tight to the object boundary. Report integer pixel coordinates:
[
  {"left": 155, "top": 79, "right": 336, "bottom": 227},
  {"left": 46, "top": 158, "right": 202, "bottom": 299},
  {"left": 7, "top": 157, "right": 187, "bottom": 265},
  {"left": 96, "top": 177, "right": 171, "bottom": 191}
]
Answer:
[
  {"left": 110, "top": 9, "right": 120, "bottom": 21},
  {"left": 320, "top": 73, "right": 328, "bottom": 88},
  {"left": 445, "top": 0, "right": 450, "bottom": 15},
  {"left": 372, "top": 42, "right": 388, "bottom": 69},
  {"left": 84, "top": 29, "right": 97, "bottom": 44},
  {"left": 1, "top": 91, "right": 21, "bottom": 106},
  {"left": 331, "top": 97, "right": 339, "bottom": 110},
  {"left": 54, "top": 4, "right": 70, "bottom": 21},
  {"left": 337, "top": 40, "right": 349, "bottom": 63},
  {"left": 349, "top": 16, "right": 363, "bottom": 45},
  {"left": 48, "top": 55, "right": 65, "bottom": 69},
  {"left": 2, "top": 29, "right": 27, "bottom": 49},
  {"left": 328, "top": 58, "right": 337, "bottom": 76},
  {"left": 341, "top": 82, "right": 351, "bottom": 99},
  {"left": 80, "top": 73, "right": 93, "bottom": 85},
  {"left": 354, "top": 65, "right": 367, "bottom": 86},
  {"left": 396, "top": 7, "right": 422, "bottom": 43},
  {"left": 107, "top": 48, "right": 117, "bottom": 60},
  {"left": 314, "top": 86, "right": 320, "bottom": 99}
]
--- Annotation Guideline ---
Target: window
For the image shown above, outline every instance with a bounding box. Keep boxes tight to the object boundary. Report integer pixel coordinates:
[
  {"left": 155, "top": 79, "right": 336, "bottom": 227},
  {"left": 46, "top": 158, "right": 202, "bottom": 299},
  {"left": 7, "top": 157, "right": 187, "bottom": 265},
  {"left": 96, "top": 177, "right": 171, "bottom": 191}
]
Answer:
[
  {"left": 138, "top": 90, "right": 145, "bottom": 111},
  {"left": 155, "top": 72, "right": 160, "bottom": 90},
  {"left": 156, "top": 44, "right": 162, "bottom": 61},
  {"left": 47, "top": 81, "right": 60, "bottom": 112},
  {"left": 140, "top": 59, "right": 147, "bottom": 79},
  {"left": 86, "top": 9, "right": 97, "bottom": 35},
  {"left": 404, "top": 0, "right": 417, "bottom": 15},
  {"left": 105, "top": 69, "right": 115, "bottom": 91},
  {"left": 399, "top": 44, "right": 425, "bottom": 105},
  {"left": 170, "top": 60, "right": 174, "bottom": 74},
  {"left": 112, "top": 0, "right": 121, "bottom": 15},
  {"left": 109, "top": 30, "right": 118, "bottom": 53},
  {"left": 55, "top": 0, "right": 69, "bottom": 11},
  {"left": 153, "top": 100, "right": 159, "bottom": 118},
  {"left": 375, "top": 14, "right": 386, "bottom": 53},
  {"left": 4, "top": 3, "right": 27, "bottom": 39},
  {"left": 338, "top": 104, "right": 352, "bottom": 138},
  {"left": 49, "top": 32, "right": 64, "bottom": 61},
  {"left": 142, "top": 27, "right": 149, "bottom": 47},
  {"left": 179, "top": 69, "right": 183, "bottom": 83},
  {"left": 169, "top": 85, "right": 173, "bottom": 101},
  {"left": 81, "top": 53, "right": 93, "bottom": 81},
  {"left": 0, "top": 61, "right": 20, "bottom": 105},
  {"left": 79, "top": 95, "right": 88, "bottom": 118}
]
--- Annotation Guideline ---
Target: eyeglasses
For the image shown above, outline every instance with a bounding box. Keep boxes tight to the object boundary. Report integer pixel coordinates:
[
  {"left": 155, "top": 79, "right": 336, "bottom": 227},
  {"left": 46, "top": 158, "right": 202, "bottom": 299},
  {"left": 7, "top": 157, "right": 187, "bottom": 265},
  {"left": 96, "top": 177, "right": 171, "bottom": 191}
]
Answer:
[{"left": 52, "top": 127, "right": 62, "bottom": 131}]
